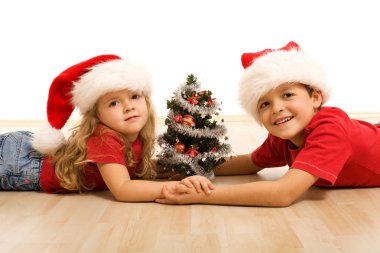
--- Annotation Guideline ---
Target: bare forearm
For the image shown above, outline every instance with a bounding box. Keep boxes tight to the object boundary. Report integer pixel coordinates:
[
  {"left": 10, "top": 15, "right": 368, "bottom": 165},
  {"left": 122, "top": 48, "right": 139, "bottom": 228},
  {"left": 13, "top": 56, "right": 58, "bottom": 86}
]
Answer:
[
  {"left": 195, "top": 181, "right": 292, "bottom": 207},
  {"left": 189, "top": 169, "right": 318, "bottom": 207},
  {"left": 114, "top": 180, "right": 176, "bottom": 202}
]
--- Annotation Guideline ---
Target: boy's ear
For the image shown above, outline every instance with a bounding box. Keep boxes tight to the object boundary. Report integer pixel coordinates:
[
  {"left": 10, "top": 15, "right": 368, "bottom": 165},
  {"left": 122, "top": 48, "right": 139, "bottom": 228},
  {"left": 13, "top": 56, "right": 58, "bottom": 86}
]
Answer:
[{"left": 312, "top": 89, "right": 323, "bottom": 109}]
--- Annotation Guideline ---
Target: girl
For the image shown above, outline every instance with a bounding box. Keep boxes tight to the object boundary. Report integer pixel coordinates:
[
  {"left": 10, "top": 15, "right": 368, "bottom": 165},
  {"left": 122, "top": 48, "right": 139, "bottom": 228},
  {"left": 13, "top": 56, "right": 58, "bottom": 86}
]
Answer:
[
  {"left": 156, "top": 41, "right": 380, "bottom": 207},
  {"left": 0, "top": 55, "right": 212, "bottom": 202}
]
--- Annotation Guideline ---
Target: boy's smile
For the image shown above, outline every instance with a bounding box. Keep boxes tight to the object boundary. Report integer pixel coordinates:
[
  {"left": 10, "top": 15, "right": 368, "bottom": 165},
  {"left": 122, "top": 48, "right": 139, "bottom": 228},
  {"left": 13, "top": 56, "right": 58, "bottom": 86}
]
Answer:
[
  {"left": 258, "top": 83, "right": 322, "bottom": 147},
  {"left": 273, "top": 116, "right": 294, "bottom": 125}
]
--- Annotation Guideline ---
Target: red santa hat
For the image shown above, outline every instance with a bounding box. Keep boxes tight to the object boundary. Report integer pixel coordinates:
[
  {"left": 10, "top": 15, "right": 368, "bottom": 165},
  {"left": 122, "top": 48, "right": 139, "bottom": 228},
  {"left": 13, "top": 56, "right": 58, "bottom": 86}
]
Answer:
[
  {"left": 238, "top": 41, "right": 331, "bottom": 124},
  {"left": 32, "top": 54, "right": 152, "bottom": 154}
]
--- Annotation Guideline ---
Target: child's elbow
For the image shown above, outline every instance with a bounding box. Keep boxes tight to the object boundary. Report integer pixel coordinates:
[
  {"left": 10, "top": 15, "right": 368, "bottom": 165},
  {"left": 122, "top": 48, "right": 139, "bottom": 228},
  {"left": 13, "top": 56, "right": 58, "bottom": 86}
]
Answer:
[
  {"left": 111, "top": 191, "right": 126, "bottom": 202},
  {"left": 111, "top": 188, "right": 134, "bottom": 202},
  {"left": 113, "top": 193, "right": 126, "bottom": 202},
  {"left": 109, "top": 181, "right": 136, "bottom": 202},
  {"left": 275, "top": 195, "right": 295, "bottom": 207},
  {"left": 271, "top": 189, "right": 298, "bottom": 207}
]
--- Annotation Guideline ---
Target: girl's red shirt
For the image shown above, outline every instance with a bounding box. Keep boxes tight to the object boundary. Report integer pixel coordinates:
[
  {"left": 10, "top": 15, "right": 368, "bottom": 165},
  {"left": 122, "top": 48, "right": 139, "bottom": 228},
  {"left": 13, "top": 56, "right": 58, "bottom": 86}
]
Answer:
[{"left": 39, "top": 125, "right": 142, "bottom": 193}]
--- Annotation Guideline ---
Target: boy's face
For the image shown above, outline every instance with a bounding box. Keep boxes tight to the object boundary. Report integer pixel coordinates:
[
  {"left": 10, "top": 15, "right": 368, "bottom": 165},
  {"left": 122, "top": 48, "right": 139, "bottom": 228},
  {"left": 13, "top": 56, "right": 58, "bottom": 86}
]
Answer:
[
  {"left": 257, "top": 83, "right": 322, "bottom": 147},
  {"left": 96, "top": 89, "right": 149, "bottom": 142}
]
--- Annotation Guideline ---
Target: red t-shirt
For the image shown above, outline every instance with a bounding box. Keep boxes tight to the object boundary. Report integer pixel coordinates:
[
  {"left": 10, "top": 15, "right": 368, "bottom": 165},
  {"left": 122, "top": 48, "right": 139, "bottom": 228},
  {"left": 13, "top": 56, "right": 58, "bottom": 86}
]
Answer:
[
  {"left": 252, "top": 107, "right": 380, "bottom": 187},
  {"left": 40, "top": 125, "right": 142, "bottom": 193}
]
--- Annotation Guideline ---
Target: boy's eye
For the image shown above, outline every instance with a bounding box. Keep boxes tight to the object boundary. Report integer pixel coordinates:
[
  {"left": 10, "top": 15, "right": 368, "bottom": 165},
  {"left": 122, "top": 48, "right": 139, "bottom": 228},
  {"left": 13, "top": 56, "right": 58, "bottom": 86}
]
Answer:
[
  {"left": 283, "top": 92, "right": 294, "bottom": 99},
  {"left": 258, "top": 101, "right": 270, "bottom": 110}
]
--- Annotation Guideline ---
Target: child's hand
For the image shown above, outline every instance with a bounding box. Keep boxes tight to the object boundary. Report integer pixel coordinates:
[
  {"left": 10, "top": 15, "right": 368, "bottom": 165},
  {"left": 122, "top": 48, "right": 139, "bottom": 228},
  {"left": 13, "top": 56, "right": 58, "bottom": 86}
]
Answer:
[
  {"left": 179, "top": 175, "right": 215, "bottom": 195},
  {"left": 161, "top": 181, "right": 181, "bottom": 197},
  {"left": 156, "top": 184, "right": 204, "bottom": 205}
]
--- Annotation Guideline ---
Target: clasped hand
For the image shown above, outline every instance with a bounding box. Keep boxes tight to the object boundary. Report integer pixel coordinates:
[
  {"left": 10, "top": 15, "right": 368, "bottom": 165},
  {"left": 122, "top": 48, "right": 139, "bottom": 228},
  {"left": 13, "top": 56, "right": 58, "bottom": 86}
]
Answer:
[{"left": 156, "top": 175, "right": 215, "bottom": 204}]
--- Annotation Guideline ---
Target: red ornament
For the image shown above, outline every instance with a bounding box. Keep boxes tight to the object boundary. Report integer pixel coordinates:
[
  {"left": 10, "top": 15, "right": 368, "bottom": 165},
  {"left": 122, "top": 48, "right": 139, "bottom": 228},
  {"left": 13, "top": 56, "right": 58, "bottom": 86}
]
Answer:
[
  {"left": 206, "top": 97, "right": 216, "bottom": 106},
  {"left": 187, "top": 91, "right": 200, "bottom": 105},
  {"left": 182, "top": 115, "right": 196, "bottom": 127},
  {"left": 174, "top": 114, "right": 183, "bottom": 123},
  {"left": 188, "top": 98, "right": 198, "bottom": 105},
  {"left": 175, "top": 142, "right": 185, "bottom": 153},
  {"left": 210, "top": 147, "right": 217, "bottom": 153},
  {"left": 186, "top": 147, "right": 200, "bottom": 157}
]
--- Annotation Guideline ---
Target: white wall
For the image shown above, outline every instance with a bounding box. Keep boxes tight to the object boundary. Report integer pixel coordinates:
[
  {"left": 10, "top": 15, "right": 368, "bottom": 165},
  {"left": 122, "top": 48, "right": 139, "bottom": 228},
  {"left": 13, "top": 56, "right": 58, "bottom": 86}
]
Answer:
[{"left": 1, "top": 0, "right": 379, "bottom": 120}]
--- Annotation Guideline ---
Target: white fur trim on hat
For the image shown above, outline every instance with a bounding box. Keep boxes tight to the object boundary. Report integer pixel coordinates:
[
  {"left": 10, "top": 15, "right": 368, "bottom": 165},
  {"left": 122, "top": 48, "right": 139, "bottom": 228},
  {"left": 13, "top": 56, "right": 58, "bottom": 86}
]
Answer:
[
  {"left": 72, "top": 59, "right": 152, "bottom": 114},
  {"left": 239, "top": 49, "right": 330, "bottom": 124},
  {"left": 32, "top": 123, "right": 65, "bottom": 155}
]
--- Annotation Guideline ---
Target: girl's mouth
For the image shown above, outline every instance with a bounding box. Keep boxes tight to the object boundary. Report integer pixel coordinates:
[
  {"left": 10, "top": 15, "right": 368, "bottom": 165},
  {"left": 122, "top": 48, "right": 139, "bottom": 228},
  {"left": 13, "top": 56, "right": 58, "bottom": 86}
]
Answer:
[{"left": 125, "top": 116, "right": 139, "bottom": 121}]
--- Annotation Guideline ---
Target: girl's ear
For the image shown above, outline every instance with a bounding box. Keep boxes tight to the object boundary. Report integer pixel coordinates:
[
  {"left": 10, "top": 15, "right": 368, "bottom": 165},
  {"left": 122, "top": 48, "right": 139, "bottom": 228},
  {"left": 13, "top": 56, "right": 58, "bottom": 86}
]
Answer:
[{"left": 312, "top": 89, "right": 323, "bottom": 110}]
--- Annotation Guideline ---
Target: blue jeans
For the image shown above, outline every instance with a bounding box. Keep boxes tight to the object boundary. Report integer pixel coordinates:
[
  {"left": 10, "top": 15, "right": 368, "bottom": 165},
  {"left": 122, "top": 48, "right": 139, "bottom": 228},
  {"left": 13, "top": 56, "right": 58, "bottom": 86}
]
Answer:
[{"left": 0, "top": 131, "right": 44, "bottom": 191}]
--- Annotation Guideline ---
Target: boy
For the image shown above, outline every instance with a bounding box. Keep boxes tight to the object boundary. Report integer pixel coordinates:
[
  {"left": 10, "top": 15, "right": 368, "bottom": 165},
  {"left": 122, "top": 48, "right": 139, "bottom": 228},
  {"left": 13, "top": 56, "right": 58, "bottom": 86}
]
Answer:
[{"left": 156, "top": 41, "right": 380, "bottom": 207}]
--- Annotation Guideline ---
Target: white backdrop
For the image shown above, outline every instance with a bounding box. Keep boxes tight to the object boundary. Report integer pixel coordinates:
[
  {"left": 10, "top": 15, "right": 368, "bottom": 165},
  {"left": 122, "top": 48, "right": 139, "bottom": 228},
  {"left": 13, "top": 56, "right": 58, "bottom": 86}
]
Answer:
[{"left": 1, "top": 0, "right": 379, "bottom": 120}]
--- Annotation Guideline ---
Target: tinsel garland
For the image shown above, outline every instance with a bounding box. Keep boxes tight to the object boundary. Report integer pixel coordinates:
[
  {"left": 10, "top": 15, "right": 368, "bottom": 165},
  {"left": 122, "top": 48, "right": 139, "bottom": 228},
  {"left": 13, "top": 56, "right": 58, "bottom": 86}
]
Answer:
[
  {"left": 173, "top": 82, "right": 220, "bottom": 116},
  {"left": 165, "top": 111, "right": 227, "bottom": 138}
]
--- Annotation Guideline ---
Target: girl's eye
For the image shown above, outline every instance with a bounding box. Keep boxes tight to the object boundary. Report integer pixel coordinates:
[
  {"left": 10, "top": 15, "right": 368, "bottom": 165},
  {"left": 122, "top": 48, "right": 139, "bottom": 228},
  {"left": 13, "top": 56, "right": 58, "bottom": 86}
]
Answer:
[
  {"left": 132, "top": 94, "right": 141, "bottom": 99},
  {"left": 109, "top": 101, "right": 119, "bottom": 107}
]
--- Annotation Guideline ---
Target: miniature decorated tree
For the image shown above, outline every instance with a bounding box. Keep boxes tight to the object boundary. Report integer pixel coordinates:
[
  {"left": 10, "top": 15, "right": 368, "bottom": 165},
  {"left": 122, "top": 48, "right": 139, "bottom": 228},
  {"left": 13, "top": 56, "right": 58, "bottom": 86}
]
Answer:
[{"left": 156, "top": 74, "right": 232, "bottom": 179}]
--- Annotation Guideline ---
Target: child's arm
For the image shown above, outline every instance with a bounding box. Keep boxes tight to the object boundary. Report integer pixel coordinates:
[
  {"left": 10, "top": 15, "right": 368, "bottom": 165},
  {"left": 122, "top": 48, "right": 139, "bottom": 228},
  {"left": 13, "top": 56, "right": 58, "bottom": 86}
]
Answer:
[
  {"left": 98, "top": 163, "right": 178, "bottom": 202},
  {"left": 214, "top": 153, "right": 263, "bottom": 175},
  {"left": 156, "top": 168, "right": 318, "bottom": 207},
  {"left": 97, "top": 163, "right": 213, "bottom": 202}
]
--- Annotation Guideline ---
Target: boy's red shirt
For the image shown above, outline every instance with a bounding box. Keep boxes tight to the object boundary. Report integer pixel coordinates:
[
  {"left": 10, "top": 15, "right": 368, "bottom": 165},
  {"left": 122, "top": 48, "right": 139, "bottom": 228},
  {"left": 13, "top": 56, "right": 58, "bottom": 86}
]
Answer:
[
  {"left": 40, "top": 125, "right": 142, "bottom": 193},
  {"left": 252, "top": 107, "right": 380, "bottom": 187}
]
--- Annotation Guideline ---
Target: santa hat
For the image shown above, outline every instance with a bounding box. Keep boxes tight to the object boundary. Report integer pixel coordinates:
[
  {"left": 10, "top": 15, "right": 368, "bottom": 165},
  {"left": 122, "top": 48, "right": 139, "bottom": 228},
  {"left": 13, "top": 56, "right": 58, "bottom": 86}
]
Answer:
[
  {"left": 32, "top": 54, "right": 152, "bottom": 154},
  {"left": 238, "top": 41, "right": 331, "bottom": 124}
]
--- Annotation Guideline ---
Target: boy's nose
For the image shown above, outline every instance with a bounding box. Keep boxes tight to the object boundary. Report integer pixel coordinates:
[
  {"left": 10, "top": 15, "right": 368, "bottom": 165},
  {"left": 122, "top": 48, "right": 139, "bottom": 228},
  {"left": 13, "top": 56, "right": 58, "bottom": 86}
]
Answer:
[{"left": 272, "top": 100, "right": 284, "bottom": 113}]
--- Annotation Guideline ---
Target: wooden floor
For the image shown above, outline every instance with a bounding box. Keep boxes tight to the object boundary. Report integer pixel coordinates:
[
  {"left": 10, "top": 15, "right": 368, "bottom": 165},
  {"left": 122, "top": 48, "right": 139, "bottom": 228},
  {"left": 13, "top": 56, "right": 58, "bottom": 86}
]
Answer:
[{"left": 1, "top": 115, "right": 380, "bottom": 253}]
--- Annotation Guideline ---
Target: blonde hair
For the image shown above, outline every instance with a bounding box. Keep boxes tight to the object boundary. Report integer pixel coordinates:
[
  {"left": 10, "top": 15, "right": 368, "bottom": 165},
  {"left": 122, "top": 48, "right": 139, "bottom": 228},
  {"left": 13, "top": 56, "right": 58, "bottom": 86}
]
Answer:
[
  {"left": 130, "top": 96, "right": 157, "bottom": 179},
  {"left": 52, "top": 94, "right": 157, "bottom": 192}
]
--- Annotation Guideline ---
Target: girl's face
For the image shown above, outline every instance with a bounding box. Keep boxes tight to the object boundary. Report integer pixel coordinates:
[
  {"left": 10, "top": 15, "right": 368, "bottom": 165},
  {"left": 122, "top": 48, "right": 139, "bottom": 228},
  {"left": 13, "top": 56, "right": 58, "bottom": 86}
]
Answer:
[
  {"left": 257, "top": 83, "right": 322, "bottom": 147},
  {"left": 97, "top": 89, "right": 149, "bottom": 141}
]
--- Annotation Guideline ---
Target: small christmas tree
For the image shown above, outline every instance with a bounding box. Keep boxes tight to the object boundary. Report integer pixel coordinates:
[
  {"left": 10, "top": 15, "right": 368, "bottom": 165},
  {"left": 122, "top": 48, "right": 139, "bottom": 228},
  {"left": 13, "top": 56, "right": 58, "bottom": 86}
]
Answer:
[{"left": 157, "top": 74, "right": 232, "bottom": 179}]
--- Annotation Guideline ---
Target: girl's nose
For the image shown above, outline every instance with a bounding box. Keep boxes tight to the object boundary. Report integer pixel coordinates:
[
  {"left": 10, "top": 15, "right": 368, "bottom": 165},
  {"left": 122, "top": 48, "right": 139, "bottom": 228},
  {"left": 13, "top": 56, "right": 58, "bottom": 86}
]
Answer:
[{"left": 123, "top": 99, "right": 134, "bottom": 112}]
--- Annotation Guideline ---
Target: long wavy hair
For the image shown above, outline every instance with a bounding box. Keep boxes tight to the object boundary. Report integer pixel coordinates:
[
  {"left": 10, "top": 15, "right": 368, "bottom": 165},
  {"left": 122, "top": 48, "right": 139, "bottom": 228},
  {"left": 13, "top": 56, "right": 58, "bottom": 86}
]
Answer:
[{"left": 52, "top": 94, "right": 156, "bottom": 192}]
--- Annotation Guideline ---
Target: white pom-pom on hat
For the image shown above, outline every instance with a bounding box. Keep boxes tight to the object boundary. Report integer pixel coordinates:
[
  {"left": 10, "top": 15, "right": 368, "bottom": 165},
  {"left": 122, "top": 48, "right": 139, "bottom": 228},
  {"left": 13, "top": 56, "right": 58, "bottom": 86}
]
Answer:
[{"left": 32, "top": 123, "right": 65, "bottom": 155}]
